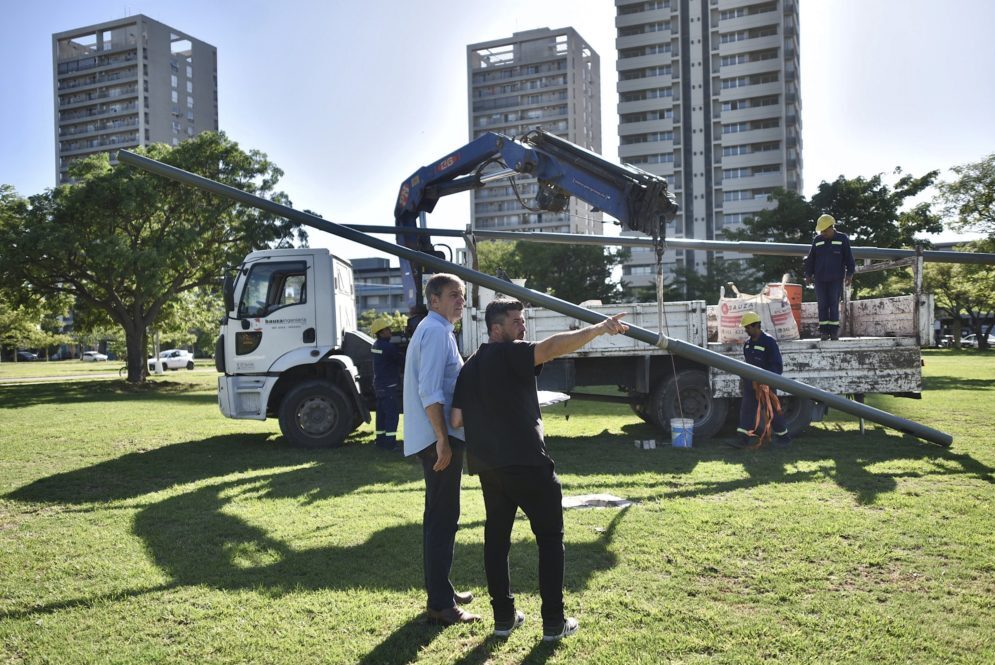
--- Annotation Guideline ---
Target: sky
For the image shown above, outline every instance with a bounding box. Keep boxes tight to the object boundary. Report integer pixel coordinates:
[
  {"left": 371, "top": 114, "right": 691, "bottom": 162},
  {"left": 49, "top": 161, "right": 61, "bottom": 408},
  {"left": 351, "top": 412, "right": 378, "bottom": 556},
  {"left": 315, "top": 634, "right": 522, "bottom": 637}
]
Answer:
[{"left": 2, "top": 0, "right": 994, "bottom": 263}]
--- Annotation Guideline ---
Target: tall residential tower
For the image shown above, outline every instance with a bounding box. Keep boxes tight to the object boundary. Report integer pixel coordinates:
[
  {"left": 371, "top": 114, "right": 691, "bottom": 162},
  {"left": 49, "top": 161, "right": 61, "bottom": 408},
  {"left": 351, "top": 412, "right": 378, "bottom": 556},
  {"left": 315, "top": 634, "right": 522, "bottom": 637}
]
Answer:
[
  {"left": 468, "top": 27, "right": 602, "bottom": 234},
  {"left": 53, "top": 15, "right": 218, "bottom": 184},
  {"left": 616, "top": 0, "right": 801, "bottom": 289}
]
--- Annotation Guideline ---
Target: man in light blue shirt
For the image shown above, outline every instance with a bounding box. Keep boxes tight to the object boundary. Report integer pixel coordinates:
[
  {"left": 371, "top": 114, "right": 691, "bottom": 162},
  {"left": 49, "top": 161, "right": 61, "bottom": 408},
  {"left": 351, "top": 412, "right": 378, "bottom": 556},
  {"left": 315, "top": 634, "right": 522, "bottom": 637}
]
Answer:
[{"left": 403, "top": 273, "right": 479, "bottom": 626}]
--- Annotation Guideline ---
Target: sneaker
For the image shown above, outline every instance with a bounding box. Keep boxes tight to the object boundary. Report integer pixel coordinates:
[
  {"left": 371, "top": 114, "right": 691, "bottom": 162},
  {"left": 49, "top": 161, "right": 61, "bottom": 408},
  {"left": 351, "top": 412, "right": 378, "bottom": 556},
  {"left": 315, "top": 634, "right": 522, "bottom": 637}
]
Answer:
[
  {"left": 493, "top": 610, "right": 525, "bottom": 638},
  {"left": 542, "top": 617, "right": 579, "bottom": 642}
]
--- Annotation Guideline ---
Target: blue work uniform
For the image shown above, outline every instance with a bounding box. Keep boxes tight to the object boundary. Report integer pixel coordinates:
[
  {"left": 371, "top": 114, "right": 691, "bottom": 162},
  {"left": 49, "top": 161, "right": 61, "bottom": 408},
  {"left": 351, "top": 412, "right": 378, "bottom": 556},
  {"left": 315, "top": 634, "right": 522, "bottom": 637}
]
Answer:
[
  {"left": 372, "top": 336, "right": 403, "bottom": 450},
  {"left": 738, "top": 331, "right": 789, "bottom": 440},
  {"left": 804, "top": 231, "right": 856, "bottom": 337}
]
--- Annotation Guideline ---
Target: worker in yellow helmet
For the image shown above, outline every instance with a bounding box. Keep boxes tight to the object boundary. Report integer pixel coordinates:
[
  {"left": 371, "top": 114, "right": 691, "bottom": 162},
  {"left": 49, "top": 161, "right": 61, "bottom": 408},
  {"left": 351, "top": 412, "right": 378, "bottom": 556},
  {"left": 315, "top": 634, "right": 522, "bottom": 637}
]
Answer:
[
  {"left": 730, "top": 311, "right": 791, "bottom": 449},
  {"left": 371, "top": 315, "right": 403, "bottom": 452},
  {"left": 803, "top": 214, "right": 856, "bottom": 341}
]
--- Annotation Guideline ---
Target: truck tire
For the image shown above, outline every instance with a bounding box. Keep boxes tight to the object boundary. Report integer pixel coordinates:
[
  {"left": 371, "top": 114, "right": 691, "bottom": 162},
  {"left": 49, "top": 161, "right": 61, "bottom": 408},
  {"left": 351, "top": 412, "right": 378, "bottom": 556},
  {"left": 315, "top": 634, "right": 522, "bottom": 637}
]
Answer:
[
  {"left": 186, "top": 361, "right": 195, "bottom": 370},
  {"left": 649, "top": 369, "right": 729, "bottom": 440},
  {"left": 778, "top": 395, "right": 814, "bottom": 436},
  {"left": 278, "top": 380, "right": 354, "bottom": 448}
]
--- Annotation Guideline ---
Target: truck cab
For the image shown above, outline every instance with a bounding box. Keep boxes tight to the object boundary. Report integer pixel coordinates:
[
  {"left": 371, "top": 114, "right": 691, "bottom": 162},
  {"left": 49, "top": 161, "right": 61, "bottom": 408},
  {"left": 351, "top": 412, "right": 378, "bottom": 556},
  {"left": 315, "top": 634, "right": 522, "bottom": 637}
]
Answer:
[{"left": 216, "top": 247, "right": 369, "bottom": 447}]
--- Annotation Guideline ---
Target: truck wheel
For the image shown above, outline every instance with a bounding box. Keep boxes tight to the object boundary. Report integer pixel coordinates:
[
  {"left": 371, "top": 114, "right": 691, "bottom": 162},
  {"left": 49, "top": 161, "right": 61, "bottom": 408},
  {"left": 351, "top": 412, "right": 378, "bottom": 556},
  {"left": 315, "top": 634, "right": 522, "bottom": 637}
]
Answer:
[
  {"left": 278, "top": 380, "right": 354, "bottom": 448},
  {"left": 649, "top": 369, "right": 729, "bottom": 440},
  {"left": 778, "top": 396, "right": 814, "bottom": 436},
  {"left": 186, "top": 361, "right": 195, "bottom": 370}
]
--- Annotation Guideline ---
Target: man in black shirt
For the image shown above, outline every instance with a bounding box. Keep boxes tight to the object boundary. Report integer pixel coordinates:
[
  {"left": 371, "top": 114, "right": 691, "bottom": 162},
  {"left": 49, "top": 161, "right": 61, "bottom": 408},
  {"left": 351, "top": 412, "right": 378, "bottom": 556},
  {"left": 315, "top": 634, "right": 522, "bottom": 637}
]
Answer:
[{"left": 451, "top": 298, "right": 627, "bottom": 641}]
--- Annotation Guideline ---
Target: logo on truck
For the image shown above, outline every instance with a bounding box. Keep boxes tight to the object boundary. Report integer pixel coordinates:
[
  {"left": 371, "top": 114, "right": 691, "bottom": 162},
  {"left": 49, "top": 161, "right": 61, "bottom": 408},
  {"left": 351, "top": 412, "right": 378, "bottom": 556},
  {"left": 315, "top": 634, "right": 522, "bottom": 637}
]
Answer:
[{"left": 436, "top": 154, "right": 460, "bottom": 172}]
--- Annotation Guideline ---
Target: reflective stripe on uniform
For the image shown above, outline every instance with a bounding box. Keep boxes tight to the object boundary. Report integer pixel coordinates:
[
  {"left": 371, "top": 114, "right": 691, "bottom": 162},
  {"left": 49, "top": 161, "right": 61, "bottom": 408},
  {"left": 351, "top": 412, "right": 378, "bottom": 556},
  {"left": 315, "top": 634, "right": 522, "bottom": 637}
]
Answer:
[
  {"left": 752, "top": 345, "right": 765, "bottom": 351},
  {"left": 386, "top": 431, "right": 397, "bottom": 437},
  {"left": 775, "top": 430, "right": 788, "bottom": 436},
  {"left": 831, "top": 240, "right": 843, "bottom": 245},
  {"left": 736, "top": 427, "right": 751, "bottom": 435},
  {"left": 814, "top": 240, "right": 825, "bottom": 246},
  {"left": 371, "top": 349, "right": 383, "bottom": 354},
  {"left": 820, "top": 320, "right": 840, "bottom": 325}
]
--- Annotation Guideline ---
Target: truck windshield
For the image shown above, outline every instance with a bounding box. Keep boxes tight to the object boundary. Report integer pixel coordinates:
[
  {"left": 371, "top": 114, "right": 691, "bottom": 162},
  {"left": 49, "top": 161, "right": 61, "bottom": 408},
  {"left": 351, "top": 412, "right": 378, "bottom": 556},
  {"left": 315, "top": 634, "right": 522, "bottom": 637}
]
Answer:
[{"left": 237, "top": 261, "right": 308, "bottom": 318}]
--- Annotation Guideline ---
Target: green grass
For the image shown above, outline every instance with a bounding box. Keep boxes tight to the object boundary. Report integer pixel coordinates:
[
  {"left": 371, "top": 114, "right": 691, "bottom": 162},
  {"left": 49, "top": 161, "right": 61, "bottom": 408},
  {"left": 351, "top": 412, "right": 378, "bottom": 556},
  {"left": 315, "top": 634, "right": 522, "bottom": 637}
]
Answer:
[{"left": 1, "top": 350, "right": 993, "bottom": 663}]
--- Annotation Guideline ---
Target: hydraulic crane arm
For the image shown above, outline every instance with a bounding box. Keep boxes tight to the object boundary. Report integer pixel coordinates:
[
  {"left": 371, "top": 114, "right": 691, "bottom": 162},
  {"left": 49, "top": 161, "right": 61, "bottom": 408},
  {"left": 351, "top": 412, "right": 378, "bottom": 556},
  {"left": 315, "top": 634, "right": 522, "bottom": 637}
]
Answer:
[
  {"left": 394, "top": 128, "right": 678, "bottom": 235},
  {"left": 393, "top": 129, "right": 679, "bottom": 305}
]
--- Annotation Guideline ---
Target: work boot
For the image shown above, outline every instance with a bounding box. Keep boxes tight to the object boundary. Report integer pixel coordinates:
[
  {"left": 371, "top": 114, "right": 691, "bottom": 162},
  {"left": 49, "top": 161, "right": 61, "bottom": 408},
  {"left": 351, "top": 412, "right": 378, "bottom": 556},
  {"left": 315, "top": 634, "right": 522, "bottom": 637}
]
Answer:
[
  {"left": 830, "top": 332, "right": 840, "bottom": 341},
  {"left": 726, "top": 433, "right": 752, "bottom": 449},
  {"left": 820, "top": 333, "right": 831, "bottom": 341}
]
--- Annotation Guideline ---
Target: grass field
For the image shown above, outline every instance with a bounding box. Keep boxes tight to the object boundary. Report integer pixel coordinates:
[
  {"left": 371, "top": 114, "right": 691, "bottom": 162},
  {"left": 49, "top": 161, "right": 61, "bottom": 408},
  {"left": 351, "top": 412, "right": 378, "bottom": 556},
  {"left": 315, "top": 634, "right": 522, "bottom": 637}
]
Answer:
[{"left": 1, "top": 350, "right": 993, "bottom": 664}]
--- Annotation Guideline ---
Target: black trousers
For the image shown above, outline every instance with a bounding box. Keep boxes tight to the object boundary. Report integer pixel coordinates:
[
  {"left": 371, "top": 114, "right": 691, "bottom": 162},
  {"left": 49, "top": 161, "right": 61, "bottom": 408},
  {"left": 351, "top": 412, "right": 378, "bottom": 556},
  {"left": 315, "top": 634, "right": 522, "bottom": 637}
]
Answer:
[
  {"left": 418, "top": 438, "right": 465, "bottom": 611},
  {"left": 478, "top": 461, "right": 564, "bottom": 627}
]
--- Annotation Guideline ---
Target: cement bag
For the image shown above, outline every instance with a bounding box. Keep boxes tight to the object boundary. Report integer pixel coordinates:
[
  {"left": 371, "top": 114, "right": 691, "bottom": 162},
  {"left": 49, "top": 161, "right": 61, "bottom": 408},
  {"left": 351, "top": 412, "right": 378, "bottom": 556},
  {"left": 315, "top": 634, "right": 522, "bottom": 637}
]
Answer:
[{"left": 717, "top": 282, "right": 799, "bottom": 344}]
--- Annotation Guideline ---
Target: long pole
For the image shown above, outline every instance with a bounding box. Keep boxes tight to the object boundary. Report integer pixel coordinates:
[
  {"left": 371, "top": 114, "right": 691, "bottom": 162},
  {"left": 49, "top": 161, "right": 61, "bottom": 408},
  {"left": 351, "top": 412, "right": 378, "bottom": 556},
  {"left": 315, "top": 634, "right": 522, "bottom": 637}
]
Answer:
[
  {"left": 117, "top": 150, "right": 953, "bottom": 447},
  {"left": 344, "top": 225, "right": 995, "bottom": 266}
]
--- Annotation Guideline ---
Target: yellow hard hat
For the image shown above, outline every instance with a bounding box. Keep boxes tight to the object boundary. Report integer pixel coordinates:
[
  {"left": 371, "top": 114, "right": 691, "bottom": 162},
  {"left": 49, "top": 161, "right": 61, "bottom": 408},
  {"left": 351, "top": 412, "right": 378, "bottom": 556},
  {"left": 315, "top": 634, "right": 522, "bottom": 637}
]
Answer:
[
  {"left": 815, "top": 214, "right": 836, "bottom": 233},
  {"left": 741, "top": 311, "right": 761, "bottom": 328},
  {"left": 370, "top": 316, "right": 392, "bottom": 335}
]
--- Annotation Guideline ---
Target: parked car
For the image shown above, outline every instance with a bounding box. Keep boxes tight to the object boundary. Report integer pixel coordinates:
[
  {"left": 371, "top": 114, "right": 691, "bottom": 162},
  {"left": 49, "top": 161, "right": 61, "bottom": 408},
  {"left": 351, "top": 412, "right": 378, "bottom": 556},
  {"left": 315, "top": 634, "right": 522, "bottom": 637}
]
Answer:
[
  {"left": 16, "top": 351, "right": 39, "bottom": 361},
  {"left": 148, "top": 349, "right": 195, "bottom": 371},
  {"left": 971, "top": 333, "right": 995, "bottom": 349},
  {"left": 960, "top": 335, "right": 976, "bottom": 348},
  {"left": 81, "top": 351, "right": 109, "bottom": 362}
]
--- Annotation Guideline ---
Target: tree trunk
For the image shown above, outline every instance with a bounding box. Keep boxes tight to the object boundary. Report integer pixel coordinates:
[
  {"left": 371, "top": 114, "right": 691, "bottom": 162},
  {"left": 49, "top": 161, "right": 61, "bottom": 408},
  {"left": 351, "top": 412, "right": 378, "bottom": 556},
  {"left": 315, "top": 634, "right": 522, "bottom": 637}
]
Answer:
[{"left": 124, "top": 321, "right": 147, "bottom": 383}]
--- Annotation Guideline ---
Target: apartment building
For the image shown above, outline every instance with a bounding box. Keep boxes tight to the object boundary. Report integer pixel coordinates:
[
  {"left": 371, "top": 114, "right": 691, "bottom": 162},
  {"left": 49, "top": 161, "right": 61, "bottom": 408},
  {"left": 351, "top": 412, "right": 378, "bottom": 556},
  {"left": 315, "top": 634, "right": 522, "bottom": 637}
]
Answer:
[
  {"left": 467, "top": 27, "right": 603, "bottom": 234},
  {"left": 616, "top": 0, "right": 802, "bottom": 289},
  {"left": 353, "top": 258, "right": 405, "bottom": 316},
  {"left": 53, "top": 15, "right": 218, "bottom": 184}
]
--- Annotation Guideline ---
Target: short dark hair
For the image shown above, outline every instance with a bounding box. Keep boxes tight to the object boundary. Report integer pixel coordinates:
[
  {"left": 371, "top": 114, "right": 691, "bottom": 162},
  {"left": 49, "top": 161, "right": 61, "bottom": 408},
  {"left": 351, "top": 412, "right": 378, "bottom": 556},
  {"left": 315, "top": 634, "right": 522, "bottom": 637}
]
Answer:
[
  {"left": 485, "top": 298, "right": 524, "bottom": 331},
  {"left": 424, "top": 273, "right": 464, "bottom": 304}
]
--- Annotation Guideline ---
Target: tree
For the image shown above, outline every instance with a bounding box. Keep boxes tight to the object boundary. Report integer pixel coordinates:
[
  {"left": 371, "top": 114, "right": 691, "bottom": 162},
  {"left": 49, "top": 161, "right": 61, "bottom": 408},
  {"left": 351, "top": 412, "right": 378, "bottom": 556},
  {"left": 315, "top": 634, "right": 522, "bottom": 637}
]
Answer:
[
  {"left": 924, "top": 239, "right": 995, "bottom": 349},
  {"left": 935, "top": 153, "right": 995, "bottom": 239},
  {"left": 725, "top": 171, "right": 942, "bottom": 296},
  {"left": 472, "top": 240, "right": 628, "bottom": 305},
  {"left": 0, "top": 132, "right": 303, "bottom": 381}
]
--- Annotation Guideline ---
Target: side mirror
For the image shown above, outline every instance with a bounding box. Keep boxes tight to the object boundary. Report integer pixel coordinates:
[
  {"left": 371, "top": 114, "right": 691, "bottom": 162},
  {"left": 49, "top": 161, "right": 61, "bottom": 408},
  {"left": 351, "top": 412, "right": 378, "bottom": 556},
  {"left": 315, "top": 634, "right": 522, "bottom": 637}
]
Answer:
[{"left": 223, "top": 271, "right": 235, "bottom": 315}]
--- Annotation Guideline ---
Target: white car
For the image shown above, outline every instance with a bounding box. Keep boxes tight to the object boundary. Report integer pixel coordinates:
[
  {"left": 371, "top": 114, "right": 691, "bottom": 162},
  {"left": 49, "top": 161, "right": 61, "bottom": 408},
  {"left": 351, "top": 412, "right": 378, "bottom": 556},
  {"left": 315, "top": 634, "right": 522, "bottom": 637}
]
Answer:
[
  {"left": 81, "top": 351, "right": 108, "bottom": 362},
  {"left": 148, "top": 349, "right": 196, "bottom": 371}
]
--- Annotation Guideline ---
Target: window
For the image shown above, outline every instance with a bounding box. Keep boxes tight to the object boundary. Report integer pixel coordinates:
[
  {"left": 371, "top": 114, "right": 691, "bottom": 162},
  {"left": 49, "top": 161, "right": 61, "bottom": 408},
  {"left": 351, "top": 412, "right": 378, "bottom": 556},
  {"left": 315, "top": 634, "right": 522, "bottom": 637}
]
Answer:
[{"left": 237, "top": 261, "right": 308, "bottom": 318}]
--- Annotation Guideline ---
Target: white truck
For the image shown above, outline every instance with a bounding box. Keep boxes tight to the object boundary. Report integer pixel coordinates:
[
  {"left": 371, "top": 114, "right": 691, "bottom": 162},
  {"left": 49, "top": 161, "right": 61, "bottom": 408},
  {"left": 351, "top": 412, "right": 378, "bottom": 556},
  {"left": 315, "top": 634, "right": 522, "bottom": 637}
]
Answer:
[
  {"left": 214, "top": 247, "right": 373, "bottom": 448},
  {"left": 460, "top": 288, "right": 933, "bottom": 440}
]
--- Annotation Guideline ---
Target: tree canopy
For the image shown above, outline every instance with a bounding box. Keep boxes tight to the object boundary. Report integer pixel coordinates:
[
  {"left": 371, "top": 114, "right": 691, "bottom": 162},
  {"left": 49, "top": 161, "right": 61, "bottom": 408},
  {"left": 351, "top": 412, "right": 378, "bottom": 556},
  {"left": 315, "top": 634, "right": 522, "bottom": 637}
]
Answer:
[
  {"left": 474, "top": 240, "right": 628, "bottom": 305},
  {"left": 724, "top": 170, "right": 942, "bottom": 296},
  {"left": 0, "top": 132, "right": 304, "bottom": 380},
  {"left": 935, "top": 153, "right": 995, "bottom": 239}
]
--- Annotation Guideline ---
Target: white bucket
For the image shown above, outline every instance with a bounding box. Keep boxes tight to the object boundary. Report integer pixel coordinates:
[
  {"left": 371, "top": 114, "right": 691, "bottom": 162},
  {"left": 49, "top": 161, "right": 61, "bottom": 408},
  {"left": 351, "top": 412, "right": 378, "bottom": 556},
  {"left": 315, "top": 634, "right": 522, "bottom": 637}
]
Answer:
[{"left": 671, "top": 418, "right": 694, "bottom": 448}]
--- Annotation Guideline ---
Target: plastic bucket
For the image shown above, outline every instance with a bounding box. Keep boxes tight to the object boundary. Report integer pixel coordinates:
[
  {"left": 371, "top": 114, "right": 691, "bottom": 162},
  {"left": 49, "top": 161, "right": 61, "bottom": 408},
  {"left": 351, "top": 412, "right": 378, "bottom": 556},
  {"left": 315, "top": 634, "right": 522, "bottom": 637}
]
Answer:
[
  {"left": 768, "top": 282, "right": 803, "bottom": 332},
  {"left": 671, "top": 418, "right": 694, "bottom": 448}
]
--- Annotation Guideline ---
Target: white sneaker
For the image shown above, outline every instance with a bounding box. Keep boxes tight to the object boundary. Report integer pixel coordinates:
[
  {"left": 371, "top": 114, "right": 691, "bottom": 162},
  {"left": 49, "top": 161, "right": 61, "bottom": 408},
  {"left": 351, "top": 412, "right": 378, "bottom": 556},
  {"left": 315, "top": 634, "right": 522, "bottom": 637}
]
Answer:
[
  {"left": 542, "top": 617, "right": 579, "bottom": 642},
  {"left": 493, "top": 610, "right": 525, "bottom": 638}
]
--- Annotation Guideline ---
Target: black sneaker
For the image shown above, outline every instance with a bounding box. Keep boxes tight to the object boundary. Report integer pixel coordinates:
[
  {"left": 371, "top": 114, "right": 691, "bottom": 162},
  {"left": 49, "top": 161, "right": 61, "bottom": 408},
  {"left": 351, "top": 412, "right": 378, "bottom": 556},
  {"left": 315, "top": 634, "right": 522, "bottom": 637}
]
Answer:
[
  {"left": 542, "top": 617, "right": 579, "bottom": 642},
  {"left": 494, "top": 610, "right": 525, "bottom": 638}
]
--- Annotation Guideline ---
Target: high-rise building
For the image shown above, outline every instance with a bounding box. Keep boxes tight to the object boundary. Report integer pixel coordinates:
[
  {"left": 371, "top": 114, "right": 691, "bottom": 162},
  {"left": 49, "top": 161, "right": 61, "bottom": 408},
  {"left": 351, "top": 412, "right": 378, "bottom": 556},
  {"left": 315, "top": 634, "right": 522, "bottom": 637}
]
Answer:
[
  {"left": 467, "top": 27, "right": 602, "bottom": 234},
  {"left": 53, "top": 15, "right": 218, "bottom": 184},
  {"left": 616, "top": 0, "right": 801, "bottom": 290}
]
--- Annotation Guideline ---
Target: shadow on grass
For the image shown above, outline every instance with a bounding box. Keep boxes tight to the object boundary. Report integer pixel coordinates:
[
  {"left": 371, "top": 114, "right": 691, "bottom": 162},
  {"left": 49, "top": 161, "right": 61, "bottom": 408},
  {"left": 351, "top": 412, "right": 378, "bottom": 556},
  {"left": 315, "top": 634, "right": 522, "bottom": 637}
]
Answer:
[
  {"left": 547, "top": 425, "right": 994, "bottom": 506},
  {"left": 0, "top": 378, "right": 216, "bottom": 410},
  {"left": 5, "top": 437, "right": 623, "bottom": 631},
  {"left": 923, "top": 375, "right": 995, "bottom": 391}
]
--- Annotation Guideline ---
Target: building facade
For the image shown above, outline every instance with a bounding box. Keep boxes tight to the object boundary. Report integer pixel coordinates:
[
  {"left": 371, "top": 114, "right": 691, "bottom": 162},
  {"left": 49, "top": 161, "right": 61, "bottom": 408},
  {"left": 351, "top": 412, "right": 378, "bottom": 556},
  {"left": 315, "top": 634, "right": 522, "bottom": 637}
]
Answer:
[
  {"left": 616, "top": 0, "right": 802, "bottom": 289},
  {"left": 353, "top": 258, "right": 405, "bottom": 316},
  {"left": 467, "top": 27, "right": 603, "bottom": 234},
  {"left": 53, "top": 15, "right": 218, "bottom": 184}
]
